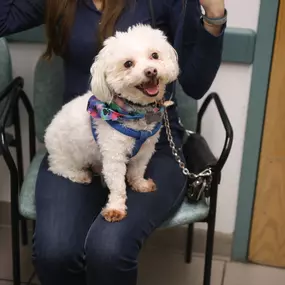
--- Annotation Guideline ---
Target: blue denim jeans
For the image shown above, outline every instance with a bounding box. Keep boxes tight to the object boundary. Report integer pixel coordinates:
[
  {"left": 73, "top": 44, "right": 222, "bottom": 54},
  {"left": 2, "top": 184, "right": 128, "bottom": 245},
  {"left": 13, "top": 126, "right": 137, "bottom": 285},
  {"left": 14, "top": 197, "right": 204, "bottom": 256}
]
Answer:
[{"left": 32, "top": 125, "right": 187, "bottom": 285}]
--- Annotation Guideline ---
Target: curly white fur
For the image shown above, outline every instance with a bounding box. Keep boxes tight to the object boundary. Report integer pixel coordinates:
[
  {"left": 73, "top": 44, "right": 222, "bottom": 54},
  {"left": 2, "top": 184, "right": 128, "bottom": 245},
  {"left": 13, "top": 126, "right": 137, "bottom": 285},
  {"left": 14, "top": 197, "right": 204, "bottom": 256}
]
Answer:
[{"left": 44, "top": 24, "right": 179, "bottom": 222}]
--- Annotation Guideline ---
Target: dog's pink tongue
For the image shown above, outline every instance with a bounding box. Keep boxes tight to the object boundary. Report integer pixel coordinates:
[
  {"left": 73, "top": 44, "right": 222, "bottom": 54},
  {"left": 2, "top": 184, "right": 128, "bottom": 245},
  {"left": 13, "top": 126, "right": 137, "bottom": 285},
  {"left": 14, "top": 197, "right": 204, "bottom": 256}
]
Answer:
[{"left": 145, "top": 86, "right": 159, "bottom": 95}]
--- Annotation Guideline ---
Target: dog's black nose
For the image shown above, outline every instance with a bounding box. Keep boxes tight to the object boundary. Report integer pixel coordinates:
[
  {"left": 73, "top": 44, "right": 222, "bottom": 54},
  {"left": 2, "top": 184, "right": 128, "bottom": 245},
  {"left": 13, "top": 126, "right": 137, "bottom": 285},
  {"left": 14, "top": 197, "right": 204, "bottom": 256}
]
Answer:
[{"left": 144, "top": 67, "right": 157, "bottom": 78}]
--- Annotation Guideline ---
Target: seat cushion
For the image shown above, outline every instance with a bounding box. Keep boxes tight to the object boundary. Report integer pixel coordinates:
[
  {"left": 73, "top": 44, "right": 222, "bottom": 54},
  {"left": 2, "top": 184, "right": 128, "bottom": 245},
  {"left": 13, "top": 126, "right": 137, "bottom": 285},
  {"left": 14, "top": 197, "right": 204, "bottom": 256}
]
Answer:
[
  {"left": 19, "top": 149, "right": 209, "bottom": 225},
  {"left": 162, "top": 200, "right": 209, "bottom": 228},
  {"left": 19, "top": 148, "right": 46, "bottom": 220}
]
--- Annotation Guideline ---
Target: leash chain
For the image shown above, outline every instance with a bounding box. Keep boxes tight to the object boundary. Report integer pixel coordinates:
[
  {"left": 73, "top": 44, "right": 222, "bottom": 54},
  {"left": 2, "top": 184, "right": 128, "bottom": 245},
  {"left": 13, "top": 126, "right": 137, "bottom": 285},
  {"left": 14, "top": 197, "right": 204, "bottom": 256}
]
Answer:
[{"left": 163, "top": 109, "right": 213, "bottom": 201}]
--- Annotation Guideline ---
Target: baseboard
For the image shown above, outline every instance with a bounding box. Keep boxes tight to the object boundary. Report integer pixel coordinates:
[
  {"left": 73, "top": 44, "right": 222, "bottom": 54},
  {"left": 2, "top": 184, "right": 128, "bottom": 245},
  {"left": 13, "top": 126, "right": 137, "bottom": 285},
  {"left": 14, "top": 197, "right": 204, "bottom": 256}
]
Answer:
[{"left": 0, "top": 201, "right": 232, "bottom": 258}]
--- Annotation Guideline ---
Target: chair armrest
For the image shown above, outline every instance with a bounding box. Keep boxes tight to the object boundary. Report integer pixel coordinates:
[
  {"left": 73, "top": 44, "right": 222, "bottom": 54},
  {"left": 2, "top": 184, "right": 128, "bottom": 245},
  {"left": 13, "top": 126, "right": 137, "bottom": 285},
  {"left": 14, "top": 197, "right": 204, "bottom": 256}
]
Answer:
[
  {"left": 196, "top": 92, "right": 233, "bottom": 174},
  {"left": 0, "top": 77, "right": 23, "bottom": 127},
  {"left": 182, "top": 93, "right": 233, "bottom": 202},
  {"left": 0, "top": 77, "right": 36, "bottom": 172}
]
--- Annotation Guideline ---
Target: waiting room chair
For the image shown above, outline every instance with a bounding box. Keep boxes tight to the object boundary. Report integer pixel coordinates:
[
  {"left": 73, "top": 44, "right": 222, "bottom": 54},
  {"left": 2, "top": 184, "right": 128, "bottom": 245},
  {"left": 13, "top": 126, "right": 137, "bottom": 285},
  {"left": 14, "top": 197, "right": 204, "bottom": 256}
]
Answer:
[
  {"left": 0, "top": 50, "right": 233, "bottom": 285},
  {"left": 0, "top": 38, "right": 32, "bottom": 285}
]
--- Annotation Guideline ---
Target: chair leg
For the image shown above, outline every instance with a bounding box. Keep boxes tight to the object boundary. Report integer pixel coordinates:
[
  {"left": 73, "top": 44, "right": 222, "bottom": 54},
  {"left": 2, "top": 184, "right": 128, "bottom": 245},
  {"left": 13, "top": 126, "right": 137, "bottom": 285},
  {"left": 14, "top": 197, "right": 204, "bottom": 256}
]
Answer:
[
  {"left": 203, "top": 178, "right": 219, "bottom": 285},
  {"left": 14, "top": 106, "right": 29, "bottom": 247},
  {"left": 20, "top": 219, "right": 28, "bottom": 246},
  {"left": 203, "top": 218, "right": 215, "bottom": 285},
  {"left": 11, "top": 106, "right": 22, "bottom": 285},
  {"left": 11, "top": 184, "right": 21, "bottom": 285},
  {"left": 185, "top": 223, "right": 194, "bottom": 263}
]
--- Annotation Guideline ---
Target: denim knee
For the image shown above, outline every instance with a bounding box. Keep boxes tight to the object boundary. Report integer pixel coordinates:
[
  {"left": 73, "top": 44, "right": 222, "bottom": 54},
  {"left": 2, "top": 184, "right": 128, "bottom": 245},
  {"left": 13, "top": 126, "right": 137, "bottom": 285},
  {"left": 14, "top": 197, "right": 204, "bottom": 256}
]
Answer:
[
  {"left": 33, "top": 235, "right": 85, "bottom": 273},
  {"left": 85, "top": 224, "right": 138, "bottom": 272}
]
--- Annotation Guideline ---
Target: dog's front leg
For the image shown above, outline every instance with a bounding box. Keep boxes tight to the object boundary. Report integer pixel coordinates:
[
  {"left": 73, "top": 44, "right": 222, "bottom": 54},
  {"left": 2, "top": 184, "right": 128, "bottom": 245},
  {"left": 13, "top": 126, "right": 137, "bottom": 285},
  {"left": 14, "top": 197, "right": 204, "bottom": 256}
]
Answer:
[
  {"left": 101, "top": 154, "right": 128, "bottom": 222},
  {"left": 127, "top": 134, "right": 159, "bottom": 193}
]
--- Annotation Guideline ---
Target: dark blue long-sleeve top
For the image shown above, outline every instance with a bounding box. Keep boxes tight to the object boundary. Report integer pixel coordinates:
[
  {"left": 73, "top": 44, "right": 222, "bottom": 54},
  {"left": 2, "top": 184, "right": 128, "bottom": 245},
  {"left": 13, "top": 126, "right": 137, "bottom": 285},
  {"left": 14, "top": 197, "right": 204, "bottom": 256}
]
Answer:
[{"left": 0, "top": 0, "right": 224, "bottom": 107}]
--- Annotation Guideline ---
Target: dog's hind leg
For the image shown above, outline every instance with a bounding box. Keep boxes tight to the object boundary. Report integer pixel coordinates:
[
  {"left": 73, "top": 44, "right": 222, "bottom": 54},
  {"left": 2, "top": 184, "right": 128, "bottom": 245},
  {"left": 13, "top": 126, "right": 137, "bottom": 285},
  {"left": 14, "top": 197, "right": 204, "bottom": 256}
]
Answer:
[
  {"left": 51, "top": 167, "right": 93, "bottom": 184},
  {"left": 64, "top": 169, "right": 93, "bottom": 184},
  {"left": 47, "top": 157, "right": 93, "bottom": 184}
]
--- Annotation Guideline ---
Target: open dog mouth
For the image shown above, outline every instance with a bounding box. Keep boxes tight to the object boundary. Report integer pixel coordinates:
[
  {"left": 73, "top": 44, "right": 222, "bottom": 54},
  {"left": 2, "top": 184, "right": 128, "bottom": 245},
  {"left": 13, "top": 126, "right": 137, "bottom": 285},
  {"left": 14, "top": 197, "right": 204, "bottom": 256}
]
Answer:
[{"left": 136, "top": 78, "right": 159, "bottom": 97}]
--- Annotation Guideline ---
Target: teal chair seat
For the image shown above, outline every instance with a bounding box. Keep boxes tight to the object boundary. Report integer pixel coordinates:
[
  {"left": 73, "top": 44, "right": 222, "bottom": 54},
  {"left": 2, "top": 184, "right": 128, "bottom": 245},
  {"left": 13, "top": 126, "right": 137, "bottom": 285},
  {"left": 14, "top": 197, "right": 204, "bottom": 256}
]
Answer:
[
  {"left": 19, "top": 148, "right": 46, "bottom": 221},
  {"left": 19, "top": 147, "right": 210, "bottom": 225}
]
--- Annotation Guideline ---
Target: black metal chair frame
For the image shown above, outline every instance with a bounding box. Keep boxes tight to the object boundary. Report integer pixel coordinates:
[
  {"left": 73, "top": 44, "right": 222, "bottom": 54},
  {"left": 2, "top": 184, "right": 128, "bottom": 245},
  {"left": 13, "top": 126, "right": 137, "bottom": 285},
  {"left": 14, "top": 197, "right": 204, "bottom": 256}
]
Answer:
[
  {"left": 0, "top": 77, "right": 233, "bottom": 285},
  {"left": 184, "top": 92, "right": 233, "bottom": 285},
  {"left": 0, "top": 77, "right": 36, "bottom": 285}
]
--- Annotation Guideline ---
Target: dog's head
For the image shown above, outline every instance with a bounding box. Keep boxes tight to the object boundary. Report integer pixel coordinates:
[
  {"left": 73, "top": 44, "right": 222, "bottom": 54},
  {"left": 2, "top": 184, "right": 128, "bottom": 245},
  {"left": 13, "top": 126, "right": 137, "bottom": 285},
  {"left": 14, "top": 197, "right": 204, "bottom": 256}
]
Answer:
[{"left": 90, "top": 24, "right": 179, "bottom": 105}]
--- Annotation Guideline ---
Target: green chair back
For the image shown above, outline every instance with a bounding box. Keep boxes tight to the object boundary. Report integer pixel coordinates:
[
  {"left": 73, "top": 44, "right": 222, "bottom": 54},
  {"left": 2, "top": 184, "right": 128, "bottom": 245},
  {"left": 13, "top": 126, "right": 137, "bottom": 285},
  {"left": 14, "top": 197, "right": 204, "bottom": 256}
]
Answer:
[
  {"left": 34, "top": 56, "right": 64, "bottom": 142},
  {"left": 0, "top": 38, "right": 12, "bottom": 88},
  {"left": 0, "top": 38, "right": 13, "bottom": 127},
  {"left": 33, "top": 56, "right": 197, "bottom": 142}
]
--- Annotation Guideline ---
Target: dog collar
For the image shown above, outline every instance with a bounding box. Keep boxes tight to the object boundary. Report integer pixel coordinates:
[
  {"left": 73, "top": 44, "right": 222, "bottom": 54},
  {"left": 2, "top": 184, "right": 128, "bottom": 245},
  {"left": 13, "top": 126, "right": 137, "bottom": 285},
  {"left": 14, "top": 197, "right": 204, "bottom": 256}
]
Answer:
[
  {"left": 115, "top": 94, "right": 161, "bottom": 109},
  {"left": 87, "top": 95, "right": 165, "bottom": 124}
]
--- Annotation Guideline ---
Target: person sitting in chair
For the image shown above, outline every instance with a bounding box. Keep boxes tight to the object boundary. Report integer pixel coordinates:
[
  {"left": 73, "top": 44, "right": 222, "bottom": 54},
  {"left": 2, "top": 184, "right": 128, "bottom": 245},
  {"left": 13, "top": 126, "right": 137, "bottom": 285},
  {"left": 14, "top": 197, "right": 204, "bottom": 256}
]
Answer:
[{"left": 0, "top": 0, "right": 226, "bottom": 284}]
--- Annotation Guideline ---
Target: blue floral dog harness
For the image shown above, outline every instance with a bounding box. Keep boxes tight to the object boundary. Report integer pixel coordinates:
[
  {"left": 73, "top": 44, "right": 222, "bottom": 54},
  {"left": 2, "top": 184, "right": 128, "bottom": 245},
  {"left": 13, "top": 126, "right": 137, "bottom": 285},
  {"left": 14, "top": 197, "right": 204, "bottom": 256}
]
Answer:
[{"left": 87, "top": 95, "right": 164, "bottom": 157}]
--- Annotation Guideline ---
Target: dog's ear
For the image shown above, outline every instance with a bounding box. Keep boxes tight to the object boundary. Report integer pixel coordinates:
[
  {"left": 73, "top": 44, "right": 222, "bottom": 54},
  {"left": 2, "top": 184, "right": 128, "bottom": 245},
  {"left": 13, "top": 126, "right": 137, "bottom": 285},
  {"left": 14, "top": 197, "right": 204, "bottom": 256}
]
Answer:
[
  {"left": 90, "top": 55, "right": 112, "bottom": 103},
  {"left": 169, "top": 45, "right": 178, "bottom": 66},
  {"left": 167, "top": 45, "right": 180, "bottom": 81}
]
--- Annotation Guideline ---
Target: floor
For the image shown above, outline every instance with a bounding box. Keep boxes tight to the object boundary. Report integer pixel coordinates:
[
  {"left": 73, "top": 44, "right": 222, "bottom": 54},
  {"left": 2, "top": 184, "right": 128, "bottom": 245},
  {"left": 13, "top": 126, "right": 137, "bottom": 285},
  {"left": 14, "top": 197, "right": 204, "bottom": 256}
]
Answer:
[{"left": 1, "top": 226, "right": 285, "bottom": 285}]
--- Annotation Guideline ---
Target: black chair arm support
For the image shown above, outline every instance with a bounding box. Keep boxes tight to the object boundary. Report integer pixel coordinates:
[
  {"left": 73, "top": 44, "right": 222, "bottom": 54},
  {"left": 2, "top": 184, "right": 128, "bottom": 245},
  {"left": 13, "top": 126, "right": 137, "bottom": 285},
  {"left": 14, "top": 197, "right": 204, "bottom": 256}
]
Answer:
[
  {"left": 196, "top": 92, "right": 234, "bottom": 174},
  {"left": 0, "top": 76, "right": 36, "bottom": 285},
  {"left": 0, "top": 76, "right": 36, "bottom": 180},
  {"left": 183, "top": 93, "right": 233, "bottom": 179}
]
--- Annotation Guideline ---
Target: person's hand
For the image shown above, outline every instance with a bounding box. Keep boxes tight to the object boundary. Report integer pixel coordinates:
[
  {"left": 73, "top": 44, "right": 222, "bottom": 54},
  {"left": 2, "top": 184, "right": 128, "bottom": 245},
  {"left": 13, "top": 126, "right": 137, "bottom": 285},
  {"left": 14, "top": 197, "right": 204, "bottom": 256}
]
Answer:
[
  {"left": 199, "top": 0, "right": 225, "bottom": 36},
  {"left": 199, "top": 0, "right": 225, "bottom": 18}
]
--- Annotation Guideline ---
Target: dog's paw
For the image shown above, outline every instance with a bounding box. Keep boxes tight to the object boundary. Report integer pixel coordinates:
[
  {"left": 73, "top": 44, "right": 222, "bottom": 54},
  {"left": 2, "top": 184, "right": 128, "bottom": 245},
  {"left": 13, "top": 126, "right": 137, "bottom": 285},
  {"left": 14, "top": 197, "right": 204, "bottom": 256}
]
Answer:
[
  {"left": 69, "top": 171, "right": 92, "bottom": 184},
  {"left": 102, "top": 208, "right": 127, "bottom": 222},
  {"left": 129, "top": 178, "right": 157, "bottom": 193}
]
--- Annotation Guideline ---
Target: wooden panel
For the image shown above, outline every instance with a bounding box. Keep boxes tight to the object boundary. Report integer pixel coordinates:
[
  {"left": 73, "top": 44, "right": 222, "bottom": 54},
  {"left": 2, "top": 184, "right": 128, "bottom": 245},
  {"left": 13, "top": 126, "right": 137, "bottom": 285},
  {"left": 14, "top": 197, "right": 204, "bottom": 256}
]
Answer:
[
  {"left": 249, "top": 0, "right": 285, "bottom": 267},
  {"left": 232, "top": 0, "right": 279, "bottom": 262}
]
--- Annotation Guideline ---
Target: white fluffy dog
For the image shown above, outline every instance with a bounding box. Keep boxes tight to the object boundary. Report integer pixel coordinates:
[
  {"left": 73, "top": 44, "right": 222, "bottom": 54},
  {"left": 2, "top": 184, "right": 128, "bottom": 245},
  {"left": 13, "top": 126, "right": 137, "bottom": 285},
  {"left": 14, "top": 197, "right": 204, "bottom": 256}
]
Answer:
[{"left": 45, "top": 24, "right": 179, "bottom": 222}]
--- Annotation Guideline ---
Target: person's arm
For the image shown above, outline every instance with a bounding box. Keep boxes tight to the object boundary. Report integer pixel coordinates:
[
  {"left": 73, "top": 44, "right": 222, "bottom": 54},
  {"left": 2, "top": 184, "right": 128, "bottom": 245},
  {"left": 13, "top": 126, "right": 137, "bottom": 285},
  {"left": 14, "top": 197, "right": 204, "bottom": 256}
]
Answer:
[
  {"left": 0, "top": 0, "right": 45, "bottom": 37},
  {"left": 166, "top": 0, "right": 226, "bottom": 100}
]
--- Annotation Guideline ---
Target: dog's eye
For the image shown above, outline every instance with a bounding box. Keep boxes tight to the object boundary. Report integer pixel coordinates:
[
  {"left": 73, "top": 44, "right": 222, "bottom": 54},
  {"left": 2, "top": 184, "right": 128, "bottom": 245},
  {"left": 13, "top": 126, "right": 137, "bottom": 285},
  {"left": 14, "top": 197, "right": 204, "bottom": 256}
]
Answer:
[
  {"left": 151, "top": 52, "right": 159, "bottom": 60},
  {"left": 124, "top": 61, "right": 133, "bottom": 68}
]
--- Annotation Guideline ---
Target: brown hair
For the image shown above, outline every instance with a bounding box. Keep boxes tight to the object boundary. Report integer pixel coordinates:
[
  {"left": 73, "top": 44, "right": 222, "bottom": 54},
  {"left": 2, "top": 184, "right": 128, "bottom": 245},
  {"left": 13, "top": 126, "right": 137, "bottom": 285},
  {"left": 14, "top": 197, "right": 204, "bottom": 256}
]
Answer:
[{"left": 43, "top": 0, "right": 127, "bottom": 60}]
